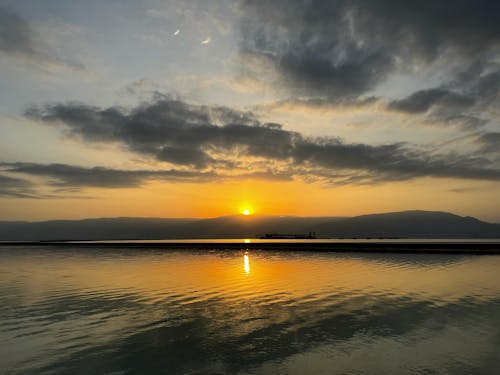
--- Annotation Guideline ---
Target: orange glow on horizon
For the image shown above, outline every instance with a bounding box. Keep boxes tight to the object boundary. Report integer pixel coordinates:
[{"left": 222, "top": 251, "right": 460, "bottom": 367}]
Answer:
[{"left": 3, "top": 177, "right": 500, "bottom": 222}]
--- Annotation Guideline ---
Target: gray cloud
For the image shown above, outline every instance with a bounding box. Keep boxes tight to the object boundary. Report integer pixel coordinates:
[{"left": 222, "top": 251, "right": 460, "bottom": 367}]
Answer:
[
  {"left": 388, "top": 89, "right": 475, "bottom": 114},
  {"left": 468, "top": 71, "right": 500, "bottom": 106},
  {"left": 0, "top": 162, "right": 294, "bottom": 196},
  {"left": 257, "top": 96, "right": 380, "bottom": 112},
  {"left": 239, "top": 1, "right": 394, "bottom": 99},
  {"left": 0, "top": 7, "right": 36, "bottom": 56},
  {"left": 25, "top": 98, "right": 296, "bottom": 168},
  {"left": 385, "top": 67, "right": 500, "bottom": 129},
  {"left": 1, "top": 163, "right": 218, "bottom": 189},
  {"left": 24, "top": 98, "right": 500, "bottom": 185},
  {"left": 0, "top": 174, "right": 37, "bottom": 198},
  {"left": 292, "top": 140, "right": 500, "bottom": 183},
  {"left": 0, "top": 6, "right": 84, "bottom": 70},
  {"left": 476, "top": 133, "right": 500, "bottom": 154},
  {"left": 239, "top": 0, "right": 500, "bottom": 106},
  {"left": 386, "top": 88, "right": 483, "bottom": 130}
]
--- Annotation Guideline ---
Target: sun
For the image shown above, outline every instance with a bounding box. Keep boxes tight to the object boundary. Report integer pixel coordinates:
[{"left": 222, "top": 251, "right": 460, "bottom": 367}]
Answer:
[{"left": 239, "top": 203, "right": 254, "bottom": 216}]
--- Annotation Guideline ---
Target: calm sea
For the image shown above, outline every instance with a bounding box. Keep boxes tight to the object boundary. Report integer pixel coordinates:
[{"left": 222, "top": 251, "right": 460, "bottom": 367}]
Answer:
[{"left": 1, "top": 245, "right": 500, "bottom": 374}]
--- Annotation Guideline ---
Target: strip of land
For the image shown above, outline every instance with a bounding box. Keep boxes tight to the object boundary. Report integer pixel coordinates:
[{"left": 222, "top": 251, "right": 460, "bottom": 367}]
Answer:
[{"left": 1, "top": 241, "right": 500, "bottom": 254}]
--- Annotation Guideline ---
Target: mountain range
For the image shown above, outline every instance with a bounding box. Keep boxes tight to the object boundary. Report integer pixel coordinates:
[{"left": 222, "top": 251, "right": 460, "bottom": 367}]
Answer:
[{"left": 1, "top": 211, "right": 500, "bottom": 241}]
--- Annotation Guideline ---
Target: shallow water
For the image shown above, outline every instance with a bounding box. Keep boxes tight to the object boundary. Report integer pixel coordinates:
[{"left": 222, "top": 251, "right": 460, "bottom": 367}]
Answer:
[{"left": 1, "top": 246, "right": 500, "bottom": 374}]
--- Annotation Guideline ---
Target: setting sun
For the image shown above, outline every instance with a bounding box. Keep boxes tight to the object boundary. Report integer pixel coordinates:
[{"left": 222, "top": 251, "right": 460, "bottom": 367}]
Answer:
[{"left": 242, "top": 209, "right": 251, "bottom": 216}]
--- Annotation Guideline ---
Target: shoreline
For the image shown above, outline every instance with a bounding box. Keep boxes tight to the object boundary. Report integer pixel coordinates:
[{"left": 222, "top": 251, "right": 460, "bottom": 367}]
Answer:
[{"left": 1, "top": 240, "right": 500, "bottom": 254}]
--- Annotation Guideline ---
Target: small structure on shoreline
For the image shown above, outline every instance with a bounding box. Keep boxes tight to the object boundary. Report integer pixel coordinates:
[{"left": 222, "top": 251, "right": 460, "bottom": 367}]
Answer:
[{"left": 259, "top": 232, "right": 316, "bottom": 239}]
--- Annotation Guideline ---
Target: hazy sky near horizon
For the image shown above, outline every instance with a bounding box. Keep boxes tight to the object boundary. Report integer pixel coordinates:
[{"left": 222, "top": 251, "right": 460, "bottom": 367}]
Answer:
[{"left": 1, "top": 0, "right": 500, "bottom": 221}]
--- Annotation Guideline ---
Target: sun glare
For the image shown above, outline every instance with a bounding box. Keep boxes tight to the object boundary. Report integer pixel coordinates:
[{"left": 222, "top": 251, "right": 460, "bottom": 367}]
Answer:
[
  {"left": 240, "top": 205, "right": 253, "bottom": 215},
  {"left": 244, "top": 254, "right": 250, "bottom": 274}
]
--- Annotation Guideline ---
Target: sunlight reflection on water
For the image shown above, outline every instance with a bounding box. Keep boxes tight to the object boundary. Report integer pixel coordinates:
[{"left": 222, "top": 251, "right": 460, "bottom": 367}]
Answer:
[
  {"left": 244, "top": 253, "right": 250, "bottom": 275},
  {"left": 0, "top": 246, "right": 500, "bottom": 374}
]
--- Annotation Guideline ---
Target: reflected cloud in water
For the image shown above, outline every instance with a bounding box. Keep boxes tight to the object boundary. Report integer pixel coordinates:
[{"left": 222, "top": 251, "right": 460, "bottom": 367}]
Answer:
[{"left": 1, "top": 247, "right": 500, "bottom": 374}]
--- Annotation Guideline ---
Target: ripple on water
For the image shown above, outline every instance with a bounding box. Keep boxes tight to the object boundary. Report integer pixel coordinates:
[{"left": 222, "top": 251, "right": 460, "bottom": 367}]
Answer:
[{"left": 1, "top": 247, "right": 500, "bottom": 374}]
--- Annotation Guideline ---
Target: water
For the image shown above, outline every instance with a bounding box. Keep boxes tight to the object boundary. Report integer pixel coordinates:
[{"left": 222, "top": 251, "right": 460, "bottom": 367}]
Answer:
[
  {"left": 66, "top": 238, "right": 500, "bottom": 244},
  {"left": 1, "top": 246, "right": 500, "bottom": 374}
]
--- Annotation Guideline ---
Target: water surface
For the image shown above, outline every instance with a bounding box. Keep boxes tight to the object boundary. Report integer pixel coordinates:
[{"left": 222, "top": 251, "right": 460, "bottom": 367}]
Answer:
[{"left": 1, "top": 246, "right": 500, "bottom": 374}]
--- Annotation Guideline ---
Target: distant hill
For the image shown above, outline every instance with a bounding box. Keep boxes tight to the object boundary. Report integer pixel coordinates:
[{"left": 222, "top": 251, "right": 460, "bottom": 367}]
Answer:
[
  {"left": 0, "top": 211, "right": 499, "bottom": 241},
  {"left": 315, "top": 211, "right": 500, "bottom": 238},
  {"left": 0, "top": 215, "right": 340, "bottom": 241}
]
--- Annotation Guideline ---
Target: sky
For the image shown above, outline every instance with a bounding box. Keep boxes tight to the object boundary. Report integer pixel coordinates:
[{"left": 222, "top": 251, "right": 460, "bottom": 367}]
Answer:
[{"left": 1, "top": 0, "right": 500, "bottom": 221}]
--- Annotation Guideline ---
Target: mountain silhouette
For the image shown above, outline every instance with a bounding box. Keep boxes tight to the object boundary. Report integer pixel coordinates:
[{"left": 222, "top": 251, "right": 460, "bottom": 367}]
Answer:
[
  {"left": 315, "top": 210, "right": 500, "bottom": 238},
  {"left": 0, "top": 211, "right": 499, "bottom": 241}
]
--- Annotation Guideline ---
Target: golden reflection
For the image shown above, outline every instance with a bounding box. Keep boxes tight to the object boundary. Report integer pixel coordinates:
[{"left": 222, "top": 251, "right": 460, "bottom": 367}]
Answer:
[
  {"left": 8, "top": 252, "right": 500, "bottom": 306},
  {"left": 244, "top": 253, "right": 250, "bottom": 274}
]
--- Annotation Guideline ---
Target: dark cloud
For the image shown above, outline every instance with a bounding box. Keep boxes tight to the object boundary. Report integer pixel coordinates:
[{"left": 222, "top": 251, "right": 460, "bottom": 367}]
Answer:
[
  {"left": 385, "top": 66, "right": 500, "bottom": 129},
  {"left": 448, "top": 187, "right": 484, "bottom": 194},
  {"left": 388, "top": 89, "right": 475, "bottom": 114},
  {"left": 469, "top": 71, "right": 500, "bottom": 106},
  {"left": 0, "top": 174, "right": 37, "bottom": 198},
  {"left": 0, "top": 7, "right": 36, "bottom": 56},
  {"left": 438, "top": 115, "right": 487, "bottom": 132},
  {"left": 1, "top": 163, "right": 218, "bottom": 188},
  {"left": 276, "top": 49, "right": 393, "bottom": 99},
  {"left": 476, "top": 133, "right": 500, "bottom": 154},
  {"left": 257, "top": 96, "right": 380, "bottom": 112},
  {"left": 239, "top": 0, "right": 395, "bottom": 99},
  {"left": 24, "top": 98, "right": 500, "bottom": 185},
  {"left": 0, "top": 162, "right": 293, "bottom": 196},
  {"left": 0, "top": 6, "right": 84, "bottom": 70},
  {"left": 292, "top": 140, "right": 500, "bottom": 183},
  {"left": 239, "top": 0, "right": 500, "bottom": 103},
  {"left": 386, "top": 87, "right": 485, "bottom": 130},
  {"left": 25, "top": 99, "right": 296, "bottom": 168}
]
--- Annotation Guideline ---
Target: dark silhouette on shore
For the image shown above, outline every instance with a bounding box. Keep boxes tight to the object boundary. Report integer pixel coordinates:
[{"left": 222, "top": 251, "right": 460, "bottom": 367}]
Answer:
[
  {"left": 259, "top": 232, "right": 316, "bottom": 239},
  {"left": 1, "top": 211, "right": 500, "bottom": 241}
]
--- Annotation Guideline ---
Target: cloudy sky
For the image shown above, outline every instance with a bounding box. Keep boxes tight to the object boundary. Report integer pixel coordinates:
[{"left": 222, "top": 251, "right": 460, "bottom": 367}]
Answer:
[{"left": 1, "top": 0, "right": 500, "bottom": 221}]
